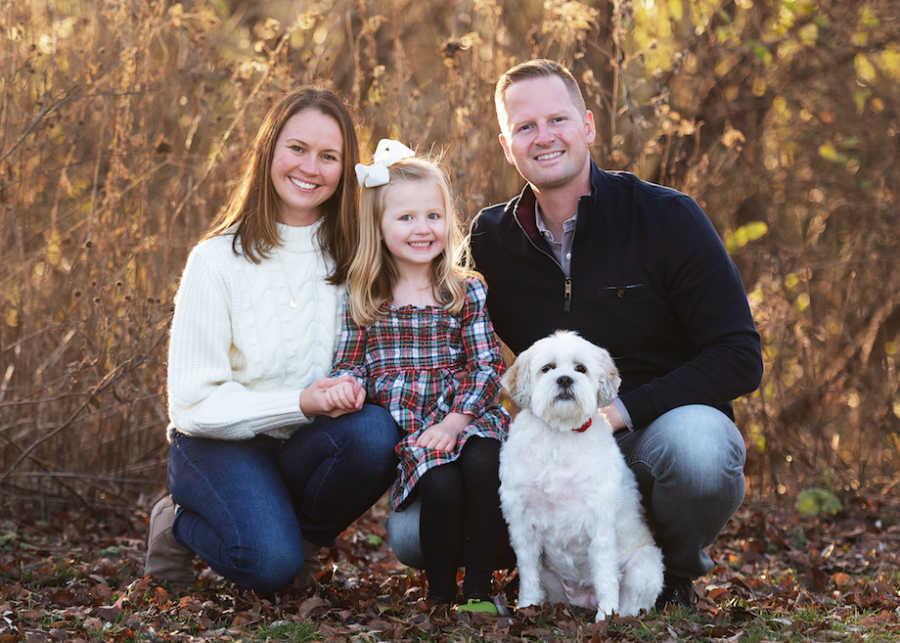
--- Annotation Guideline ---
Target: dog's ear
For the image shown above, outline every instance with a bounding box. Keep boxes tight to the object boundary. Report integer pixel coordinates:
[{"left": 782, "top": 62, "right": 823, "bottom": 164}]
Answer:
[
  {"left": 597, "top": 366, "right": 621, "bottom": 406},
  {"left": 502, "top": 349, "right": 532, "bottom": 409},
  {"left": 594, "top": 347, "right": 622, "bottom": 407}
]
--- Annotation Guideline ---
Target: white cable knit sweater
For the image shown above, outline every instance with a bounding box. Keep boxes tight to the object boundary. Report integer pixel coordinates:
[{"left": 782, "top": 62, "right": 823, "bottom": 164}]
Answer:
[{"left": 166, "top": 221, "right": 342, "bottom": 440}]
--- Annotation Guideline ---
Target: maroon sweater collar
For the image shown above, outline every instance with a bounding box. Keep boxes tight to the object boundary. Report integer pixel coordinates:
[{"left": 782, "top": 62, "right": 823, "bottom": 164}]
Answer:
[{"left": 513, "top": 188, "right": 540, "bottom": 240}]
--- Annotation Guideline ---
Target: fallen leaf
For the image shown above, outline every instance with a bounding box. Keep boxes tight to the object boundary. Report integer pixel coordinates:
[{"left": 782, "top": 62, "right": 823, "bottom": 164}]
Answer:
[
  {"left": 831, "top": 572, "right": 851, "bottom": 586},
  {"left": 297, "top": 595, "right": 327, "bottom": 620},
  {"left": 82, "top": 616, "right": 102, "bottom": 631},
  {"left": 94, "top": 605, "right": 120, "bottom": 621},
  {"left": 152, "top": 586, "right": 169, "bottom": 606},
  {"left": 707, "top": 586, "right": 731, "bottom": 600}
]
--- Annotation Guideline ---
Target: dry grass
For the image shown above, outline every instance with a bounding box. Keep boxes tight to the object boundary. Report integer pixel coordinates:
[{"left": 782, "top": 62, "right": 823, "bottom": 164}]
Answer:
[{"left": 1, "top": 0, "right": 897, "bottom": 510}]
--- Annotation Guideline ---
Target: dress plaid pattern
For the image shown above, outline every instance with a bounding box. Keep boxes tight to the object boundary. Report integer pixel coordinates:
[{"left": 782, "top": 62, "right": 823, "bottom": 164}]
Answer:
[{"left": 331, "top": 277, "right": 509, "bottom": 509}]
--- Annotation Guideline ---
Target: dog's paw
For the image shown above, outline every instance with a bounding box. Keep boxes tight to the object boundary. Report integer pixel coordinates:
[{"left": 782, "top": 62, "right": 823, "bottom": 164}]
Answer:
[
  {"left": 594, "top": 606, "right": 612, "bottom": 622},
  {"left": 516, "top": 592, "right": 543, "bottom": 610},
  {"left": 615, "top": 597, "right": 643, "bottom": 617},
  {"left": 594, "top": 601, "right": 617, "bottom": 622}
]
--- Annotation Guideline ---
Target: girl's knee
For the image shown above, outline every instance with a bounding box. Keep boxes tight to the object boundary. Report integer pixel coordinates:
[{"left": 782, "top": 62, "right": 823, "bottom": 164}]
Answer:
[
  {"left": 459, "top": 437, "right": 500, "bottom": 474},
  {"left": 418, "top": 465, "right": 464, "bottom": 512}
]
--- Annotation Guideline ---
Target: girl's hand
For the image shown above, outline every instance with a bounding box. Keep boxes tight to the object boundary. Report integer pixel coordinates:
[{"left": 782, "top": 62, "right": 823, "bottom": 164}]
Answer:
[
  {"left": 416, "top": 412, "right": 473, "bottom": 451},
  {"left": 300, "top": 376, "right": 365, "bottom": 418},
  {"left": 324, "top": 379, "right": 363, "bottom": 412}
]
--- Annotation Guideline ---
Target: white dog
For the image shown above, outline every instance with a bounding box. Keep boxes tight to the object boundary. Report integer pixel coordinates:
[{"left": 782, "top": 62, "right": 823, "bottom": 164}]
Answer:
[{"left": 499, "top": 331, "right": 663, "bottom": 621}]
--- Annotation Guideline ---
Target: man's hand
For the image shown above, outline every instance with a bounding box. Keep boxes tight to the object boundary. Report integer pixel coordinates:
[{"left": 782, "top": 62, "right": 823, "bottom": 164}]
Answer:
[
  {"left": 300, "top": 375, "right": 365, "bottom": 418},
  {"left": 600, "top": 402, "right": 627, "bottom": 431},
  {"left": 416, "top": 412, "right": 473, "bottom": 451}
]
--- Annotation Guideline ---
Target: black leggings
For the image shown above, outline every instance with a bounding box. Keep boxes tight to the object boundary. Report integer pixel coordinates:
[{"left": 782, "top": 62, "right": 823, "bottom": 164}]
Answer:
[{"left": 417, "top": 437, "right": 508, "bottom": 602}]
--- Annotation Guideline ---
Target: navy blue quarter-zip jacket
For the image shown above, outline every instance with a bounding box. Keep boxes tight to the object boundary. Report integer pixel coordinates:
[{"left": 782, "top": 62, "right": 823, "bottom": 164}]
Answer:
[{"left": 469, "top": 161, "right": 763, "bottom": 429}]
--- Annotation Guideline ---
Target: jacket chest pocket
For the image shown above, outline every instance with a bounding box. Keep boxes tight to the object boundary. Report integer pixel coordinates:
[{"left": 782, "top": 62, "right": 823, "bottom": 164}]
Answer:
[{"left": 592, "top": 284, "right": 677, "bottom": 354}]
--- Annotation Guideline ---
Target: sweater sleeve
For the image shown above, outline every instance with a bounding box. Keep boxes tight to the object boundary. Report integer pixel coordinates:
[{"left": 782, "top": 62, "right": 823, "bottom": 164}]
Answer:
[
  {"left": 329, "top": 296, "right": 369, "bottom": 385},
  {"left": 166, "top": 246, "right": 308, "bottom": 440},
  {"left": 618, "top": 195, "right": 763, "bottom": 428},
  {"left": 450, "top": 279, "right": 507, "bottom": 418}
]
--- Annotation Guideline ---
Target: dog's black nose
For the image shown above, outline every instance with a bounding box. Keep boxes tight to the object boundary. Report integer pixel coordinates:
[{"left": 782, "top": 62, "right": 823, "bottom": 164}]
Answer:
[{"left": 557, "top": 375, "right": 573, "bottom": 389}]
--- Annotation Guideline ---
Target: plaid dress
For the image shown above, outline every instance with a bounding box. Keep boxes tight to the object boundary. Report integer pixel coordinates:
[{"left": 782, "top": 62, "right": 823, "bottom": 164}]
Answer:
[{"left": 331, "top": 277, "right": 509, "bottom": 509}]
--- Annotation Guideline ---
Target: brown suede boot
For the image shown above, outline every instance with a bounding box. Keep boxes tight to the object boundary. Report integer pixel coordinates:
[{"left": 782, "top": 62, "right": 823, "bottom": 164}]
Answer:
[
  {"left": 145, "top": 495, "right": 194, "bottom": 589},
  {"left": 292, "top": 538, "right": 324, "bottom": 591}
]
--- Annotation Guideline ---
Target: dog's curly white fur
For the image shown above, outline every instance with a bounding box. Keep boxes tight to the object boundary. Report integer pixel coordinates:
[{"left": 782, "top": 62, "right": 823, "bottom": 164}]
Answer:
[{"left": 499, "top": 331, "right": 663, "bottom": 621}]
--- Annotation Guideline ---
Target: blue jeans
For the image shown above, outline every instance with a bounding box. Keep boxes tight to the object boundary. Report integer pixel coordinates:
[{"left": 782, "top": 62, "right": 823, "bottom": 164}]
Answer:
[
  {"left": 615, "top": 404, "right": 746, "bottom": 579},
  {"left": 167, "top": 404, "right": 398, "bottom": 593}
]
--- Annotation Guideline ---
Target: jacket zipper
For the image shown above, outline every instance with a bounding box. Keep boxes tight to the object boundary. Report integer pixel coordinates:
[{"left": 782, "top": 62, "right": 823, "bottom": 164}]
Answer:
[{"left": 513, "top": 214, "right": 572, "bottom": 313}]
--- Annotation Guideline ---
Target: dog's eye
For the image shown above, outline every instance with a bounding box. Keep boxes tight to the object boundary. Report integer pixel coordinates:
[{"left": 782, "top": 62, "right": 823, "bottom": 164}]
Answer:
[
  {"left": 574, "top": 363, "right": 587, "bottom": 373},
  {"left": 540, "top": 363, "right": 555, "bottom": 373}
]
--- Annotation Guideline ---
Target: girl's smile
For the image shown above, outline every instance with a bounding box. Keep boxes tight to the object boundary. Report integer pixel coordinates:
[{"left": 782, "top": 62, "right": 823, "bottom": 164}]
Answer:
[{"left": 380, "top": 179, "right": 447, "bottom": 271}]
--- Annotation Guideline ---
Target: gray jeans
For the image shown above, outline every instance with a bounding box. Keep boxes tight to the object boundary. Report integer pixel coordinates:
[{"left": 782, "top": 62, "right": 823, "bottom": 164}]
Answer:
[{"left": 615, "top": 404, "right": 747, "bottom": 579}]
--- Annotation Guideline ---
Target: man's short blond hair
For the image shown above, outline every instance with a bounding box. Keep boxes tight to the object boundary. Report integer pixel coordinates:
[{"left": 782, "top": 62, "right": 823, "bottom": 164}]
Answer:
[{"left": 495, "top": 59, "right": 587, "bottom": 124}]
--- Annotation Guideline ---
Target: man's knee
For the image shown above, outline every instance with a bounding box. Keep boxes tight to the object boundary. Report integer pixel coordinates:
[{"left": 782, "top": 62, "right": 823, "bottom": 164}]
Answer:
[
  {"left": 632, "top": 405, "right": 746, "bottom": 493},
  {"left": 629, "top": 407, "right": 747, "bottom": 566}
]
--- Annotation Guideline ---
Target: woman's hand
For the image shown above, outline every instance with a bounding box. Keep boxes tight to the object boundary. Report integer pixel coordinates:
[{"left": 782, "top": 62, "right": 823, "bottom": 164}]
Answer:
[
  {"left": 300, "top": 376, "right": 365, "bottom": 418},
  {"left": 416, "top": 412, "right": 472, "bottom": 451}
]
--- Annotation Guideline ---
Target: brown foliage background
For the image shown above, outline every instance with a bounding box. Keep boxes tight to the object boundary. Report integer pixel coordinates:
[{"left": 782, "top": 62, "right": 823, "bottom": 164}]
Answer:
[{"left": 1, "top": 0, "right": 897, "bottom": 510}]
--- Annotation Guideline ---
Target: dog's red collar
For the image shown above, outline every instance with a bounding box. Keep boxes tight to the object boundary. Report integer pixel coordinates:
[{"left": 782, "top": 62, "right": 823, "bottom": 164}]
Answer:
[{"left": 572, "top": 418, "right": 592, "bottom": 433}]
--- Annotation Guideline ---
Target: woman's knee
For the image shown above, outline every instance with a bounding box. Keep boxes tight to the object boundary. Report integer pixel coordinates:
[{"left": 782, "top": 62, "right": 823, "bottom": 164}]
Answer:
[
  {"left": 358, "top": 403, "right": 399, "bottom": 451},
  {"left": 333, "top": 404, "right": 396, "bottom": 455},
  {"left": 338, "top": 404, "right": 397, "bottom": 478},
  {"left": 223, "top": 540, "right": 304, "bottom": 593}
]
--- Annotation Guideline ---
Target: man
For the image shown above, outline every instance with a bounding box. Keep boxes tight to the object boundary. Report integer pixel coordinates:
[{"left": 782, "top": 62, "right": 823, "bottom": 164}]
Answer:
[{"left": 469, "top": 59, "right": 763, "bottom": 609}]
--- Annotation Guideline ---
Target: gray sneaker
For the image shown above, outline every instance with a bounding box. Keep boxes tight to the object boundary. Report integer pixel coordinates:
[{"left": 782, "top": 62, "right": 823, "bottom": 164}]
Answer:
[{"left": 145, "top": 495, "right": 194, "bottom": 588}]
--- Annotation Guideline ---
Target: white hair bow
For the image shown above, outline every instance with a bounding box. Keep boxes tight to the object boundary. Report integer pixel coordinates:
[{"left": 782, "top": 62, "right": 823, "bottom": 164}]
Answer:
[{"left": 355, "top": 138, "right": 415, "bottom": 188}]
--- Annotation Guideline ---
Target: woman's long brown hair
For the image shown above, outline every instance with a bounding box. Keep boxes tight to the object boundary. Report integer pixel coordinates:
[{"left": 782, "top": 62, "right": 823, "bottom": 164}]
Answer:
[{"left": 204, "top": 87, "right": 360, "bottom": 284}]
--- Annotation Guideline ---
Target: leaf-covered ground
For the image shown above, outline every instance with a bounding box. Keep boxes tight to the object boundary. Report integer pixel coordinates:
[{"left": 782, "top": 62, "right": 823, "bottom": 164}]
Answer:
[{"left": 1, "top": 488, "right": 897, "bottom": 642}]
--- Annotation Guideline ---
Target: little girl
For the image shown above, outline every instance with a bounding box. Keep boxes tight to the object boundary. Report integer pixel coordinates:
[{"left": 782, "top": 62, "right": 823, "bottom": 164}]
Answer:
[{"left": 329, "top": 140, "right": 509, "bottom": 613}]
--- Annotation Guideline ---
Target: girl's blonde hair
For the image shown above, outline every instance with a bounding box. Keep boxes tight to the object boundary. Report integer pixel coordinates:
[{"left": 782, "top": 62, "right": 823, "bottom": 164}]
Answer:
[
  {"left": 204, "top": 88, "right": 360, "bottom": 284},
  {"left": 347, "top": 157, "right": 472, "bottom": 327}
]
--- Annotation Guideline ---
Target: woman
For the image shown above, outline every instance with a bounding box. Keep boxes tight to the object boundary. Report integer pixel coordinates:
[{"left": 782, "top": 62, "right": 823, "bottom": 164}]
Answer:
[{"left": 145, "top": 88, "right": 398, "bottom": 593}]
